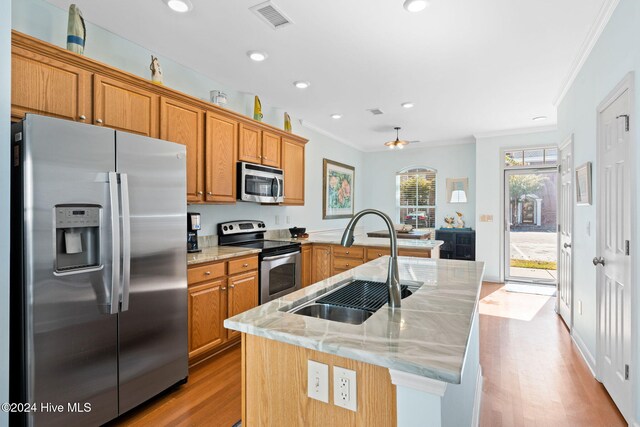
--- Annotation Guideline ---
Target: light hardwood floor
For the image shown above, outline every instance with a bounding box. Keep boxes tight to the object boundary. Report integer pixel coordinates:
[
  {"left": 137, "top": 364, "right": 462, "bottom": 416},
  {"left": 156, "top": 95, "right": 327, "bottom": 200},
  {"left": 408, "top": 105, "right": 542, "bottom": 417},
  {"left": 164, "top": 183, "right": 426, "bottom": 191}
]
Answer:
[{"left": 113, "top": 283, "right": 626, "bottom": 427}]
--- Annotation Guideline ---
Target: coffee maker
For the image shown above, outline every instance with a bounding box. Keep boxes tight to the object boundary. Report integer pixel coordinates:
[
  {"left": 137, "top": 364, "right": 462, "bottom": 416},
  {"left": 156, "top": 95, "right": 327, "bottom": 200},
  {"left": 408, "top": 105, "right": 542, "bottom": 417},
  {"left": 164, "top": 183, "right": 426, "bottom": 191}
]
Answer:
[{"left": 187, "top": 212, "right": 202, "bottom": 253}]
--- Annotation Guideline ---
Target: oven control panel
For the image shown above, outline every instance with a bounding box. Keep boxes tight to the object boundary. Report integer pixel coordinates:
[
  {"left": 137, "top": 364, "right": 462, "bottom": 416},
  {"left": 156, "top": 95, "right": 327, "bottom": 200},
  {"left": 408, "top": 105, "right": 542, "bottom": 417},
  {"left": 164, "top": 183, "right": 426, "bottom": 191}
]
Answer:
[{"left": 218, "top": 220, "right": 266, "bottom": 235}]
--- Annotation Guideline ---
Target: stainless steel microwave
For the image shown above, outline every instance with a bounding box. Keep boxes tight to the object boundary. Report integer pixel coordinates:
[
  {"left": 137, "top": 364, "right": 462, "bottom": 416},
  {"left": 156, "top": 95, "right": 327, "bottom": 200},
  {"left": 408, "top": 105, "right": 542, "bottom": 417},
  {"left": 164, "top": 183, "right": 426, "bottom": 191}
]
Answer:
[{"left": 237, "top": 162, "right": 284, "bottom": 203}]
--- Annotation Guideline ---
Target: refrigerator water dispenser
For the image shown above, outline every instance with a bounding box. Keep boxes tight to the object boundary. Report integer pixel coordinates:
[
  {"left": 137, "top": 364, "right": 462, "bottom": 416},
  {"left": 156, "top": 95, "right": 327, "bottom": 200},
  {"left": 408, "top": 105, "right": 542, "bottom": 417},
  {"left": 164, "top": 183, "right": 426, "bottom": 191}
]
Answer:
[{"left": 55, "top": 205, "right": 101, "bottom": 272}]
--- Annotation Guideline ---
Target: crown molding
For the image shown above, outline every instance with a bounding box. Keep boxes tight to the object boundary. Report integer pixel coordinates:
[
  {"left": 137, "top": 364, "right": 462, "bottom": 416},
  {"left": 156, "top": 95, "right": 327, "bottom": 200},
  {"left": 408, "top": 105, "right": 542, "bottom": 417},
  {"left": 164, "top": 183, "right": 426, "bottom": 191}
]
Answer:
[
  {"left": 474, "top": 125, "right": 558, "bottom": 140},
  {"left": 298, "top": 119, "right": 364, "bottom": 152},
  {"left": 553, "top": 0, "right": 620, "bottom": 107}
]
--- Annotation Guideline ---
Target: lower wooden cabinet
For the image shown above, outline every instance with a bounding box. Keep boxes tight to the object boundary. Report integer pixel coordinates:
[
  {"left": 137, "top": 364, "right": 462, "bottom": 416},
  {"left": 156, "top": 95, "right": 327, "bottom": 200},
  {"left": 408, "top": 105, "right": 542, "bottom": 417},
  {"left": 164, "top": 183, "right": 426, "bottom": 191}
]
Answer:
[
  {"left": 311, "top": 245, "right": 332, "bottom": 283},
  {"left": 187, "top": 255, "right": 258, "bottom": 364},
  {"left": 301, "top": 245, "right": 312, "bottom": 287}
]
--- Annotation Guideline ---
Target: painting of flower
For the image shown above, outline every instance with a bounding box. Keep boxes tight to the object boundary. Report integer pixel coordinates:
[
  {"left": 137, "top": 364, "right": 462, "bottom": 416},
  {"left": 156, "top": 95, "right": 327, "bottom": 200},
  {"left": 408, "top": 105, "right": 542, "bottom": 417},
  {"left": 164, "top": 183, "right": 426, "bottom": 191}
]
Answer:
[{"left": 323, "top": 159, "right": 355, "bottom": 219}]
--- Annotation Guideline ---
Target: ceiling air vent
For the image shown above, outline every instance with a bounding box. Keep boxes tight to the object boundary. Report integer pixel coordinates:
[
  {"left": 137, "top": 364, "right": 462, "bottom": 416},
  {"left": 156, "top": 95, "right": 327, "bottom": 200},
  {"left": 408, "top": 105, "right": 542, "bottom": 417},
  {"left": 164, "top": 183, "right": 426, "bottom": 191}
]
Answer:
[
  {"left": 367, "top": 108, "right": 384, "bottom": 115},
  {"left": 250, "top": 1, "right": 293, "bottom": 30}
]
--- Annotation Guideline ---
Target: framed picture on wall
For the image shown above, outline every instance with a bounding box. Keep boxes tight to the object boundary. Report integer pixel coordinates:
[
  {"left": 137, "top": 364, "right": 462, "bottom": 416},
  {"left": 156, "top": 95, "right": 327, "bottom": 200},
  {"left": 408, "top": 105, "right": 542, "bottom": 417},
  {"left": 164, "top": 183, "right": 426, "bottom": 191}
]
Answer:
[
  {"left": 575, "top": 162, "right": 592, "bottom": 206},
  {"left": 323, "top": 159, "right": 355, "bottom": 219}
]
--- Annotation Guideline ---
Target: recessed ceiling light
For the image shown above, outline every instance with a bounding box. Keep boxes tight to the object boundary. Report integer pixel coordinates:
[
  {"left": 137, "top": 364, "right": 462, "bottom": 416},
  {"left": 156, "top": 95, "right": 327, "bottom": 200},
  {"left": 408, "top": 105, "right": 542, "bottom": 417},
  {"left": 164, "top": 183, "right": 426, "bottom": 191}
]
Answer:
[
  {"left": 330, "top": 114, "right": 342, "bottom": 119},
  {"left": 247, "top": 51, "right": 268, "bottom": 62},
  {"left": 163, "top": 0, "right": 193, "bottom": 13},
  {"left": 403, "top": 0, "right": 429, "bottom": 12},
  {"left": 294, "top": 81, "right": 310, "bottom": 89},
  {"left": 532, "top": 116, "right": 548, "bottom": 121},
  {"left": 401, "top": 102, "right": 415, "bottom": 109}
]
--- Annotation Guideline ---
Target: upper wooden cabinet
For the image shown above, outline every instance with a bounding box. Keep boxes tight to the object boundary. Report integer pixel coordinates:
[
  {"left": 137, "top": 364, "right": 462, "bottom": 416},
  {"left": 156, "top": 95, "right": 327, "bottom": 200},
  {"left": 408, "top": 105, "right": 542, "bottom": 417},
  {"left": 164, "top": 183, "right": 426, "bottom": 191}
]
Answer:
[
  {"left": 281, "top": 138, "right": 305, "bottom": 205},
  {"left": 205, "top": 111, "right": 237, "bottom": 203},
  {"left": 238, "top": 125, "right": 282, "bottom": 168},
  {"left": 261, "top": 131, "right": 281, "bottom": 168},
  {"left": 11, "top": 46, "right": 91, "bottom": 123},
  {"left": 160, "top": 97, "right": 205, "bottom": 203},
  {"left": 93, "top": 75, "right": 159, "bottom": 137}
]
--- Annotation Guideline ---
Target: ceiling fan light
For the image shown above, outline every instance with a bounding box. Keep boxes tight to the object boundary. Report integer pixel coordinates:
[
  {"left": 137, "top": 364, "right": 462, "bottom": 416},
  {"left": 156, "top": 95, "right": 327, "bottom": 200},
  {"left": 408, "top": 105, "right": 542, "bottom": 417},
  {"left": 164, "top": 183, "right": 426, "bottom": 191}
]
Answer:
[{"left": 403, "top": 0, "right": 429, "bottom": 13}]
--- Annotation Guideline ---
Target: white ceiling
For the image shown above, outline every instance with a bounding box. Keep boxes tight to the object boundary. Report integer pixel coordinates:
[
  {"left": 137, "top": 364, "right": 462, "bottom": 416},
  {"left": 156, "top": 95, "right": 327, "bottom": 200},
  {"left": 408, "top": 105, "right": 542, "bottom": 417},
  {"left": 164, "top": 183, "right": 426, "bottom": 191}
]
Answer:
[{"left": 46, "top": 0, "right": 607, "bottom": 150}]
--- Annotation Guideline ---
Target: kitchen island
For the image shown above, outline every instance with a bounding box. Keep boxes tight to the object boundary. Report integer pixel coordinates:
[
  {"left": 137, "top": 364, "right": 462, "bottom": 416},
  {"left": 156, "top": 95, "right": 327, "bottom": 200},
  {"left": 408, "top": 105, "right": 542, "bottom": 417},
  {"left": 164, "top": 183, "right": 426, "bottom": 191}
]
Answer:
[{"left": 225, "top": 257, "right": 484, "bottom": 427}]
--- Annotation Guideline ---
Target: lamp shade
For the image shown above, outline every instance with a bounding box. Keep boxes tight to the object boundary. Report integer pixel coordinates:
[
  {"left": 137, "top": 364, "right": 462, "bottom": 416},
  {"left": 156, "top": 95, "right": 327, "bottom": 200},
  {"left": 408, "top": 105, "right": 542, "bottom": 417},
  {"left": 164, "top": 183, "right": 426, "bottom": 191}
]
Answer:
[{"left": 450, "top": 190, "right": 467, "bottom": 203}]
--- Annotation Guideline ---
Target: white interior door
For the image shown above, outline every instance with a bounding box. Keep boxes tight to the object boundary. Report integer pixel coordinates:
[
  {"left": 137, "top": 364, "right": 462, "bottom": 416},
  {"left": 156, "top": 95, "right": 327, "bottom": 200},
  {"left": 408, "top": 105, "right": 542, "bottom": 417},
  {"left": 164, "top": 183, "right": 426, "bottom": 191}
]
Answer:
[
  {"left": 557, "top": 137, "right": 573, "bottom": 327},
  {"left": 596, "top": 85, "right": 632, "bottom": 421}
]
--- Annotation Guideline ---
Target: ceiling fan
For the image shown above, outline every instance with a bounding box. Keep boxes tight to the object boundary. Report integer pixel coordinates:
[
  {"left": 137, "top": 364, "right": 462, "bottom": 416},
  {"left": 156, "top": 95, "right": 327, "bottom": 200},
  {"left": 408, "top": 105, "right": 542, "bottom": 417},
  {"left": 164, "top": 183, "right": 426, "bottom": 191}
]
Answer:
[{"left": 385, "top": 127, "right": 419, "bottom": 149}]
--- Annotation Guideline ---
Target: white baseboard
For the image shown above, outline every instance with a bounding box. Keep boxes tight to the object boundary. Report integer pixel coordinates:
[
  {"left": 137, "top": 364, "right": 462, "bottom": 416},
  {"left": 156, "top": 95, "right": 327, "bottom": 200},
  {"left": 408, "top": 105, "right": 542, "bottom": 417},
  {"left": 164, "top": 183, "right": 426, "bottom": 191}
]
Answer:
[
  {"left": 471, "top": 366, "right": 483, "bottom": 427},
  {"left": 571, "top": 329, "right": 596, "bottom": 377},
  {"left": 482, "top": 276, "right": 502, "bottom": 284}
]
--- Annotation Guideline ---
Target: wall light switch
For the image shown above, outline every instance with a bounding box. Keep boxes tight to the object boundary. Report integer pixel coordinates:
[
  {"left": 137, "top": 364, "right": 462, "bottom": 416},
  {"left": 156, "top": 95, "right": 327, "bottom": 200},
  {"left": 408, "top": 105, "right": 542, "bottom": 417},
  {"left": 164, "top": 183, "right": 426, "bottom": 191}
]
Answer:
[
  {"left": 577, "top": 300, "right": 583, "bottom": 315},
  {"left": 333, "top": 366, "right": 357, "bottom": 411},
  {"left": 308, "top": 360, "right": 329, "bottom": 403},
  {"left": 480, "top": 214, "right": 494, "bottom": 223}
]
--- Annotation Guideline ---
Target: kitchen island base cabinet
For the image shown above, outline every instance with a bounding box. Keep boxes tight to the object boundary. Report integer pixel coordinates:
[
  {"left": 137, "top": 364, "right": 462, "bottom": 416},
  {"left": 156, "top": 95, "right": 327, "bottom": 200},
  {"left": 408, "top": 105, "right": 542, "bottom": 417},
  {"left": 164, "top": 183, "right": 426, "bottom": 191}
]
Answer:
[{"left": 242, "top": 334, "right": 397, "bottom": 426}]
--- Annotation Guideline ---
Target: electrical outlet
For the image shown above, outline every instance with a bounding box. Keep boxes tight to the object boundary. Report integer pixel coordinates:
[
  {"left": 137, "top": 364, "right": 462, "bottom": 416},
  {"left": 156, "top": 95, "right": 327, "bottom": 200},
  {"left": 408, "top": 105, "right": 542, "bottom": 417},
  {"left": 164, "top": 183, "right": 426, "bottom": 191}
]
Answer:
[
  {"left": 333, "top": 366, "right": 357, "bottom": 411},
  {"left": 275, "top": 215, "right": 280, "bottom": 225},
  {"left": 578, "top": 300, "right": 582, "bottom": 315},
  {"left": 286, "top": 215, "right": 291, "bottom": 224},
  {"left": 307, "top": 360, "right": 329, "bottom": 403}
]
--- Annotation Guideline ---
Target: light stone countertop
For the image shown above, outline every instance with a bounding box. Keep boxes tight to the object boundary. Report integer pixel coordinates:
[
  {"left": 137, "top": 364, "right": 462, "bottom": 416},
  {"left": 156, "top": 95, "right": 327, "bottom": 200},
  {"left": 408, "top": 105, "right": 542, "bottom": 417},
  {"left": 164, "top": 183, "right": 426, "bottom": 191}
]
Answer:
[
  {"left": 284, "top": 232, "right": 444, "bottom": 249},
  {"left": 225, "top": 257, "right": 484, "bottom": 383},
  {"left": 187, "top": 246, "right": 261, "bottom": 265}
]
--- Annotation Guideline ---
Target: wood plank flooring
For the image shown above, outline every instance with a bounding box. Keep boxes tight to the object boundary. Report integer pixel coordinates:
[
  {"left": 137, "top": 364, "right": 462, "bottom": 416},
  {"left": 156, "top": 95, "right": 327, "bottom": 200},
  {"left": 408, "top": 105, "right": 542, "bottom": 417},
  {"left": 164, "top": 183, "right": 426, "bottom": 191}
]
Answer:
[{"left": 112, "top": 283, "right": 626, "bottom": 427}]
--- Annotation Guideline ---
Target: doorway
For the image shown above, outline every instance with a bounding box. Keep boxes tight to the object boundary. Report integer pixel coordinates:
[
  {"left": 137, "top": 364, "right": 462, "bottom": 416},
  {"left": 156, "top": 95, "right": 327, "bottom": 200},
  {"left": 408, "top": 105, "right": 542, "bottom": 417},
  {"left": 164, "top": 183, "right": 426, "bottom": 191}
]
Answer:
[
  {"left": 503, "top": 149, "right": 558, "bottom": 284},
  {"left": 557, "top": 136, "right": 573, "bottom": 327}
]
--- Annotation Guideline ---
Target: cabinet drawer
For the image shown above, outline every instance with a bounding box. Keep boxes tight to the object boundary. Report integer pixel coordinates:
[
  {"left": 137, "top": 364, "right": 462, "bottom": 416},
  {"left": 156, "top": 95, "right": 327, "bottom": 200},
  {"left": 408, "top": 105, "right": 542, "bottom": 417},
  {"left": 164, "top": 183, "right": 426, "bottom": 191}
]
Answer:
[
  {"left": 366, "top": 247, "right": 390, "bottom": 261},
  {"left": 188, "top": 262, "right": 226, "bottom": 284},
  {"left": 228, "top": 256, "right": 259, "bottom": 275},
  {"left": 332, "top": 246, "right": 364, "bottom": 259},
  {"left": 398, "top": 249, "right": 430, "bottom": 258},
  {"left": 332, "top": 257, "right": 364, "bottom": 271}
]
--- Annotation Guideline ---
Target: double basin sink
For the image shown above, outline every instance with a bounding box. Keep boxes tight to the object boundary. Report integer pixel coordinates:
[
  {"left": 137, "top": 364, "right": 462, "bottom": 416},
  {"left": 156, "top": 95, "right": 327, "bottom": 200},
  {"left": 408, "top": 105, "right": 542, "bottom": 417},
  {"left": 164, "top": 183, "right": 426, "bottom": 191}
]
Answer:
[{"left": 286, "top": 278, "right": 423, "bottom": 325}]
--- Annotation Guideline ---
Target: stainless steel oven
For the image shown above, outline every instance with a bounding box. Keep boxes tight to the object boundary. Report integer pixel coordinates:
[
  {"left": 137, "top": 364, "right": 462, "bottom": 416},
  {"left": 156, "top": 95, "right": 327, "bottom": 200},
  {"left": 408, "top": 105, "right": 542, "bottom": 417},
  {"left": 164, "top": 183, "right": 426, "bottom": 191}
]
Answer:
[
  {"left": 217, "top": 220, "right": 301, "bottom": 304},
  {"left": 260, "top": 250, "right": 301, "bottom": 303},
  {"left": 237, "top": 162, "right": 284, "bottom": 203}
]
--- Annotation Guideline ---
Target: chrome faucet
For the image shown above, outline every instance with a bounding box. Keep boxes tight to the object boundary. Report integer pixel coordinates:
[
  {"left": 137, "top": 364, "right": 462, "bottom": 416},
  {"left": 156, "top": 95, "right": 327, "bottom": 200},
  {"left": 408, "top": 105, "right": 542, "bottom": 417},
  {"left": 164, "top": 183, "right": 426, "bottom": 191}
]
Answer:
[{"left": 341, "top": 209, "right": 401, "bottom": 309}]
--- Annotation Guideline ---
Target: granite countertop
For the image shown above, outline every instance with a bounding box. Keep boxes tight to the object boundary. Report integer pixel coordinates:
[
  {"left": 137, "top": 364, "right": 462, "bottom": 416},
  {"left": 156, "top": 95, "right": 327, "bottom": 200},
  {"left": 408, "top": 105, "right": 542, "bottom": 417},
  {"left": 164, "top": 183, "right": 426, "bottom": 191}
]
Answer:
[
  {"left": 225, "top": 257, "right": 484, "bottom": 383},
  {"left": 288, "top": 232, "right": 443, "bottom": 250},
  {"left": 187, "top": 246, "right": 262, "bottom": 265}
]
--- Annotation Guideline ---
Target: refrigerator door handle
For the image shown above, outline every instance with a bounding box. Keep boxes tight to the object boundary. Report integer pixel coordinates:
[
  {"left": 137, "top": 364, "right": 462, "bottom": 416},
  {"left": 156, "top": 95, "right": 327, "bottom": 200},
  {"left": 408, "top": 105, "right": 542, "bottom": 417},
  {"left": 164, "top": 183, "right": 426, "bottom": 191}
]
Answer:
[
  {"left": 120, "top": 173, "right": 131, "bottom": 312},
  {"left": 108, "top": 172, "right": 121, "bottom": 315}
]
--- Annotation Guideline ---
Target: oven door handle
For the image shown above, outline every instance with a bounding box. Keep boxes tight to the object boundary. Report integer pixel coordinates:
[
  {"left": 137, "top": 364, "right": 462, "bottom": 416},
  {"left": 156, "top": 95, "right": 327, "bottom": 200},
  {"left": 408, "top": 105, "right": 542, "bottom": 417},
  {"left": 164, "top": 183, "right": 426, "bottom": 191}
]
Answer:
[{"left": 262, "top": 251, "right": 301, "bottom": 262}]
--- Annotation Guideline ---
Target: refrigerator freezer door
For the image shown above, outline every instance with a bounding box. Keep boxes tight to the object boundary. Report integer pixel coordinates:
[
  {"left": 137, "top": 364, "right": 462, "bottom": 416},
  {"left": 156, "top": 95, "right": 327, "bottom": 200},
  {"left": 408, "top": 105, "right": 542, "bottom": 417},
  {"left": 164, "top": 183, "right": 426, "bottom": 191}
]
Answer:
[
  {"left": 20, "top": 115, "right": 119, "bottom": 426},
  {"left": 115, "top": 131, "right": 188, "bottom": 414}
]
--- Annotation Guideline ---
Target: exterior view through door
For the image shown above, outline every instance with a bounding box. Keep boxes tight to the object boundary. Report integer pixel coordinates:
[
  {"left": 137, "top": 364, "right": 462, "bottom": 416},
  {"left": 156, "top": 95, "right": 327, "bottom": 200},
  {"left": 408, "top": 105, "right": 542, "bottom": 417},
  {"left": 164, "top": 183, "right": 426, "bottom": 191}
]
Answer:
[{"left": 504, "top": 148, "right": 558, "bottom": 284}]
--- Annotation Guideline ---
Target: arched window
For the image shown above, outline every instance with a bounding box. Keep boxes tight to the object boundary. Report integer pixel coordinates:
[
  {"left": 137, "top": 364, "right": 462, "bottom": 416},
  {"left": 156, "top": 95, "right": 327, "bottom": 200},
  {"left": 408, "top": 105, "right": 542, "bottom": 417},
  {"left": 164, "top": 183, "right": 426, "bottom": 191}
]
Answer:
[{"left": 396, "top": 167, "right": 436, "bottom": 230}]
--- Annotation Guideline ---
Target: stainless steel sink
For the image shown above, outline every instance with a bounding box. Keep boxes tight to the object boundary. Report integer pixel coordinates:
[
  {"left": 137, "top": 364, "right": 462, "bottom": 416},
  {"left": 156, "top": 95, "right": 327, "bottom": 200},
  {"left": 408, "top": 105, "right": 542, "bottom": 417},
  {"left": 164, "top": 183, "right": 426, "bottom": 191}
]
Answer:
[{"left": 292, "top": 303, "right": 373, "bottom": 325}]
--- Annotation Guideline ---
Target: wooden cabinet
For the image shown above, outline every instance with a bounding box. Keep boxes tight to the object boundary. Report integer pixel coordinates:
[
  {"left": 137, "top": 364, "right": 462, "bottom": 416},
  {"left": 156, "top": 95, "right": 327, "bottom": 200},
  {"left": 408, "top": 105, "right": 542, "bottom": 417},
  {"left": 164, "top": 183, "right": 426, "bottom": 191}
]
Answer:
[
  {"left": 312, "top": 245, "right": 332, "bottom": 283},
  {"left": 238, "top": 125, "right": 282, "bottom": 168},
  {"left": 205, "top": 111, "right": 237, "bottom": 203},
  {"left": 281, "top": 138, "right": 305, "bottom": 205},
  {"left": 11, "top": 46, "right": 91, "bottom": 123},
  {"left": 187, "top": 255, "right": 259, "bottom": 364},
  {"left": 301, "top": 245, "right": 313, "bottom": 287},
  {"left": 93, "top": 74, "right": 158, "bottom": 137},
  {"left": 227, "top": 271, "right": 259, "bottom": 340},
  {"left": 188, "top": 278, "right": 226, "bottom": 360},
  {"left": 261, "top": 131, "right": 281, "bottom": 167},
  {"left": 160, "top": 97, "right": 204, "bottom": 202},
  {"left": 331, "top": 245, "right": 365, "bottom": 275}
]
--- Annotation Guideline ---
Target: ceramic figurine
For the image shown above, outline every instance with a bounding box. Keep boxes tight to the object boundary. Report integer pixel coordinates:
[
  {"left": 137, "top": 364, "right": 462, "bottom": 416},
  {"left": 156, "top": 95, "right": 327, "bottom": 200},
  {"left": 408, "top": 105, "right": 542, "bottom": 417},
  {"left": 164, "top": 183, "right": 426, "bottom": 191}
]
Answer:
[
  {"left": 150, "top": 56, "right": 163, "bottom": 85},
  {"left": 455, "top": 211, "right": 465, "bottom": 228},
  {"left": 444, "top": 216, "right": 455, "bottom": 228},
  {"left": 284, "top": 112, "right": 292, "bottom": 132},
  {"left": 253, "top": 96, "right": 263, "bottom": 122},
  {"left": 66, "top": 4, "right": 86, "bottom": 55}
]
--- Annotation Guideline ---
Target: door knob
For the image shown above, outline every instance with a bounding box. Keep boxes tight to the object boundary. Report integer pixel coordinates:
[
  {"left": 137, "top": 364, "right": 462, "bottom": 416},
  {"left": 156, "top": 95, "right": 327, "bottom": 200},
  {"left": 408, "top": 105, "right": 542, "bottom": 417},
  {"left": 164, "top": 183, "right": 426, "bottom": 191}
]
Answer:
[
  {"left": 96, "top": 119, "right": 103, "bottom": 124},
  {"left": 564, "top": 243, "right": 572, "bottom": 249},
  {"left": 592, "top": 257, "right": 605, "bottom": 266}
]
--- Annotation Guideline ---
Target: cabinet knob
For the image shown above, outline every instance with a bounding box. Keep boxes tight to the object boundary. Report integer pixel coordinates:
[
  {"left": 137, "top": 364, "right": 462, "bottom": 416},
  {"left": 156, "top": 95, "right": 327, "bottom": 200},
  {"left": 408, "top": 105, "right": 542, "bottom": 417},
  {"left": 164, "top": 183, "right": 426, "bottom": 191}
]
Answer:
[
  {"left": 96, "top": 119, "right": 103, "bottom": 124},
  {"left": 79, "top": 115, "right": 86, "bottom": 121},
  {"left": 242, "top": 263, "right": 249, "bottom": 267},
  {"left": 378, "top": 253, "right": 382, "bottom": 257},
  {"left": 230, "top": 285, "right": 235, "bottom": 289},
  {"left": 221, "top": 286, "right": 227, "bottom": 290},
  {"left": 207, "top": 192, "right": 213, "bottom": 195},
  {"left": 198, "top": 191, "right": 203, "bottom": 195},
  {"left": 204, "top": 271, "right": 211, "bottom": 275},
  {"left": 346, "top": 263, "right": 350, "bottom": 267},
  {"left": 345, "top": 251, "right": 350, "bottom": 254}
]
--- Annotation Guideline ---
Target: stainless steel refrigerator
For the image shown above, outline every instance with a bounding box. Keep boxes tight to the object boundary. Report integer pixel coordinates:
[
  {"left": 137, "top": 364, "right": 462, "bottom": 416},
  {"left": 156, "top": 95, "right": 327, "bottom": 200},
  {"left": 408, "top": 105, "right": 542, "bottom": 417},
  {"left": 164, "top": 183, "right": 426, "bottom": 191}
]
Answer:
[{"left": 10, "top": 114, "right": 188, "bottom": 426}]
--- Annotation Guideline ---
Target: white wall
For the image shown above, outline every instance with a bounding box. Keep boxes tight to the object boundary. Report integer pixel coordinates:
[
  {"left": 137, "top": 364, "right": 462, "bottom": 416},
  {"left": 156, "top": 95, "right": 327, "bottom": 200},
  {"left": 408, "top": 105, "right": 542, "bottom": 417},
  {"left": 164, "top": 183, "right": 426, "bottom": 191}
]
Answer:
[
  {"left": 361, "top": 142, "right": 476, "bottom": 231},
  {"left": 474, "top": 130, "right": 561, "bottom": 282},
  {"left": 1, "top": 0, "right": 10, "bottom": 422},
  {"left": 556, "top": 0, "right": 640, "bottom": 422}
]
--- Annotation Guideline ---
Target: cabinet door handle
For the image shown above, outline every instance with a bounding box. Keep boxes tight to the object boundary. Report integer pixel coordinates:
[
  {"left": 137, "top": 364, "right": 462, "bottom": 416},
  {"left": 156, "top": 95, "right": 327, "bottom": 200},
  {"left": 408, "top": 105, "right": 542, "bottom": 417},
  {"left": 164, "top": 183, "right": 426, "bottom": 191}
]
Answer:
[
  {"left": 79, "top": 115, "right": 86, "bottom": 121},
  {"left": 221, "top": 286, "right": 227, "bottom": 290},
  {"left": 204, "top": 271, "right": 211, "bottom": 275},
  {"left": 378, "top": 253, "right": 383, "bottom": 257},
  {"left": 96, "top": 119, "right": 103, "bottom": 124},
  {"left": 207, "top": 192, "right": 213, "bottom": 195},
  {"left": 242, "top": 263, "right": 249, "bottom": 267},
  {"left": 345, "top": 251, "right": 350, "bottom": 255},
  {"left": 198, "top": 191, "right": 203, "bottom": 195},
  {"left": 230, "top": 285, "right": 235, "bottom": 289},
  {"left": 345, "top": 263, "right": 350, "bottom": 267}
]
